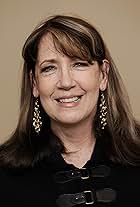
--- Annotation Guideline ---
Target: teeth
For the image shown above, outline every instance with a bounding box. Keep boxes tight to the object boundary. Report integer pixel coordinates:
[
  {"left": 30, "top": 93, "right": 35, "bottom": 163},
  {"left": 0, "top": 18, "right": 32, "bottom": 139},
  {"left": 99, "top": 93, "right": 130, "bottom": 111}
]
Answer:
[{"left": 58, "top": 96, "right": 80, "bottom": 103}]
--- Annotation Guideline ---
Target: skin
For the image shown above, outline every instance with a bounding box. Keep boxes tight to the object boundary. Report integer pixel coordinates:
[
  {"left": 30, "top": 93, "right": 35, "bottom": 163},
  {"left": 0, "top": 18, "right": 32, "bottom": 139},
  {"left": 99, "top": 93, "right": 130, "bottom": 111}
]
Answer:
[{"left": 32, "top": 34, "right": 109, "bottom": 168}]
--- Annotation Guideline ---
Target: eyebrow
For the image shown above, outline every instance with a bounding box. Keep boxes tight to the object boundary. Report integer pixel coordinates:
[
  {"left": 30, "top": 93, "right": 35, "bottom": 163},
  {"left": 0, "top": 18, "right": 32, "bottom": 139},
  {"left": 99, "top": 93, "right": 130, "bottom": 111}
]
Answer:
[
  {"left": 39, "top": 59, "right": 58, "bottom": 67},
  {"left": 38, "top": 57, "right": 89, "bottom": 67}
]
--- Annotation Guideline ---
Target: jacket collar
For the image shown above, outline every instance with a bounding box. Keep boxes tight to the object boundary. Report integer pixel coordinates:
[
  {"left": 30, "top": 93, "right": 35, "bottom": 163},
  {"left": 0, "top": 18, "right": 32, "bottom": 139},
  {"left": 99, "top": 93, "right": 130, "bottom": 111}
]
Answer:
[{"left": 35, "top": 132, "right": 109, "bottom": 172}]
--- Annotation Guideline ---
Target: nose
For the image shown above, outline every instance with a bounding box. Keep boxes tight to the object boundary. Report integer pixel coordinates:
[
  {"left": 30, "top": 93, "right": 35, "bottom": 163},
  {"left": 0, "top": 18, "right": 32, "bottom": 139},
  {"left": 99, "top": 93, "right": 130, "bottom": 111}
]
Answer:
[{"left": 56, "top": 68, "right": 76, "bottom": 90}]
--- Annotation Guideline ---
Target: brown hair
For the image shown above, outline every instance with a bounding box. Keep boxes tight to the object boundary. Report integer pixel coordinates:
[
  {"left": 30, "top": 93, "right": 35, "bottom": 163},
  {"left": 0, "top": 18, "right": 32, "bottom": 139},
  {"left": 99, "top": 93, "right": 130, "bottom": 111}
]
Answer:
[{"left": 0, "top": 15, "right": 140, "bottom": 168}]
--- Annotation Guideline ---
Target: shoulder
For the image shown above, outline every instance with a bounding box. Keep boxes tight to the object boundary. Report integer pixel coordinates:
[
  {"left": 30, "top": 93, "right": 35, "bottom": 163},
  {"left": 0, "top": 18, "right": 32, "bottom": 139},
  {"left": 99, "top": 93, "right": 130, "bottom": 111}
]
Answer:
[
  {"left": 0, "top": 165, "right": 56, "bottom": 207},
  {"left": 108, "top": 162, "right": 140, "bottom": 183},
  {"left": 0, "top": 164, "right": 52, "bottom": 187},
  {"left": 107, "top": 163, "right": 140, "bottom": 205},
  {"left": 110, "top": 163, "right": 140, "bottom": 178}
]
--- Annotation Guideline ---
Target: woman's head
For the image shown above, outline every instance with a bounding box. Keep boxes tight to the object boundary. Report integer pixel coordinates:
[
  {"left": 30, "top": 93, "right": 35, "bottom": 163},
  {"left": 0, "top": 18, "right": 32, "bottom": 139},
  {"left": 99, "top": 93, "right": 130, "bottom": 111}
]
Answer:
[
  {"left": 21, "top": 15, "right": 109, "bottom": 131},
  {"left": 21, "top": 15, "right": 134, "bottom": 138}
]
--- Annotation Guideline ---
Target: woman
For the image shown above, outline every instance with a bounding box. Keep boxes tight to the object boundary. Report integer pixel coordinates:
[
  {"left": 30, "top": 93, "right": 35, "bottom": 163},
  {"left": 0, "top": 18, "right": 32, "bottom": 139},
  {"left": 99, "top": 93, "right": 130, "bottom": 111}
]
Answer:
[{"left": 0, "top": 15, "right": 140, "bottom": 207}]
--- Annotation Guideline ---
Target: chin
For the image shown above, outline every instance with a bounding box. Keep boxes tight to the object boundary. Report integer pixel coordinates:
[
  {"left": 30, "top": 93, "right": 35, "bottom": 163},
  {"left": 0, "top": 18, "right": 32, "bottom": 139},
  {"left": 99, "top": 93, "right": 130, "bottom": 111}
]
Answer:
[{"left": 54, "top": 115, "right": 84, "bottom": 125}]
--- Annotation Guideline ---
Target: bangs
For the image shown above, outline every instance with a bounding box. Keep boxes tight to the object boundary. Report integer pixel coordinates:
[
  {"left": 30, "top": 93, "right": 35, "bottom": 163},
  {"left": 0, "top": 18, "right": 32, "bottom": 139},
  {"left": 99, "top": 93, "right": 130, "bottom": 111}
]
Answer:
[
  {"left": 23, "top": 17, "right": 105, "bottom": 72},
  {"left": 48, "top": 28, "right": 94, "bottom": 63}
]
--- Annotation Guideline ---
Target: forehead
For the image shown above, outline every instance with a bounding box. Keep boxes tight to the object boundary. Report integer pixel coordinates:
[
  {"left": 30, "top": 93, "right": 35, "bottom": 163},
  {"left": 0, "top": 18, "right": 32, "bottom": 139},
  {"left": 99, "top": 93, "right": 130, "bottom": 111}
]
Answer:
[
  {"left": 37, "top": 34, "right": 59, "bottom": 61},
  {"left": 36, "top": 30, "right": 93, "bottom": 64}
]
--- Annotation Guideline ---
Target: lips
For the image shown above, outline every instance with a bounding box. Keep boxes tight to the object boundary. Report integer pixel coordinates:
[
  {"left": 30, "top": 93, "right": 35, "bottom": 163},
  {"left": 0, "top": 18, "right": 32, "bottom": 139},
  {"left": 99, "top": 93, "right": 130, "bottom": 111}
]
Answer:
[{"left": 55, "top": 95, "right": 83, "bottom": 103}]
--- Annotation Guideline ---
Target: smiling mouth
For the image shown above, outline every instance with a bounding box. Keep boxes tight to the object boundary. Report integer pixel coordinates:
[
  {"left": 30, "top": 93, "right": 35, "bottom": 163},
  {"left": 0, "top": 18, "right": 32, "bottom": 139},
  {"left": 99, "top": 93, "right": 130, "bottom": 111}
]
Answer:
[{"left": 55, "top": 96, "right": 82, "bottom": 103}]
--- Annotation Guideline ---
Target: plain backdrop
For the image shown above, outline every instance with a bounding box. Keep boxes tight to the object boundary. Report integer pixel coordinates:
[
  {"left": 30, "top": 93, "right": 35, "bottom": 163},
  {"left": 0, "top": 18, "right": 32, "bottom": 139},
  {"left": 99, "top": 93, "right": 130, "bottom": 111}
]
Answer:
[{"left": 0, "top": 0, "right": 140, "bottom": 142}]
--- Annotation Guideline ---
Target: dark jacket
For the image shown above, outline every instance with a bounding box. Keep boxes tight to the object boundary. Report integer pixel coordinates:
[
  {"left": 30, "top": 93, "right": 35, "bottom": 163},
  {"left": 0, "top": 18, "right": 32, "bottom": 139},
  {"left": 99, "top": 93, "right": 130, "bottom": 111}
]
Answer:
[{"left": 0, "top": 134, "right": 140, "bottom": 207}]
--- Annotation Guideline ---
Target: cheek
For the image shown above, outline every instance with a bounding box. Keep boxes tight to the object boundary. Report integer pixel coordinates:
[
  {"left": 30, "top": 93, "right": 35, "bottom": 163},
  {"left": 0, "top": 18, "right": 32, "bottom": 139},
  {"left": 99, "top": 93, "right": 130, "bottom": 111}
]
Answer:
[
  {"left": 78, "top": 71, "right": 101, "bottom": 92},
  {"left": 37, "top": 81, "right": 54, "bottom": 114},
  {"left": 80, "top": 72, "right": 101, "bottom": 110},
  {"left": 37, "top": 79, "right": 54, "bottom": 98}
]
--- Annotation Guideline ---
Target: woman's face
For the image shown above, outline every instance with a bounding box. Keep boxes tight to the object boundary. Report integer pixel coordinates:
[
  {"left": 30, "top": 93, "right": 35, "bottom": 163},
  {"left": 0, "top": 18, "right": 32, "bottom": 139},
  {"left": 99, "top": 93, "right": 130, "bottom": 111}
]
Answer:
[{"left": 33, "top": 34, "right": 108, "bottom": 126}]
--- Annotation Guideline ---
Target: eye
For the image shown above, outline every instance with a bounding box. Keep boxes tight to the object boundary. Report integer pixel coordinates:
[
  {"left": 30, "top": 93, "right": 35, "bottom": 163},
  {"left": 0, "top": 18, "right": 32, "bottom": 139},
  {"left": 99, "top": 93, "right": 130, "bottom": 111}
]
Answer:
[
  {"left": 40, "top": 65, "right": 57, "bottom": 75},
  {"left": 73, "top": 61, "right": 89, "bottom": 70}
]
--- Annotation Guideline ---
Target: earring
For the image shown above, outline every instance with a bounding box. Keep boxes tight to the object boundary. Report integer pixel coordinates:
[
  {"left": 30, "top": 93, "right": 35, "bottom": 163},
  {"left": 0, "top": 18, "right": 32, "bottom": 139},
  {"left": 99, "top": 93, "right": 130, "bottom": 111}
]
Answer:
[
  {"left": 33, "top": 98, "right": 42, "bottom": 134},
  {"left": 99, "top": 92, "right": 107, "bottom": 129}
]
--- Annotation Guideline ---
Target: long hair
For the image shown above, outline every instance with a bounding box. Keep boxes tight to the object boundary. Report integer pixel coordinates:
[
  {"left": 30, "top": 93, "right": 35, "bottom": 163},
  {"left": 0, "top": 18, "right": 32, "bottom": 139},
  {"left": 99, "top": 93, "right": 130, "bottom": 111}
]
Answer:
[{"left": 0, "top": 15, "right": 140, "bottom": 167}]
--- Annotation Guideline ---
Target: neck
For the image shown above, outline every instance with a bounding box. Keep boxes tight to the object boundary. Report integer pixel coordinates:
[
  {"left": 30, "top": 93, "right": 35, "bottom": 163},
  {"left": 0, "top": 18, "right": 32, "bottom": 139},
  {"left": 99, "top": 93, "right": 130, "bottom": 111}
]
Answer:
[
  {"left": 51, "top": 120, "right": 96, "bottom": 168},
  {"left": 51, "top": 119, "right": 96, "bottom": 153}
]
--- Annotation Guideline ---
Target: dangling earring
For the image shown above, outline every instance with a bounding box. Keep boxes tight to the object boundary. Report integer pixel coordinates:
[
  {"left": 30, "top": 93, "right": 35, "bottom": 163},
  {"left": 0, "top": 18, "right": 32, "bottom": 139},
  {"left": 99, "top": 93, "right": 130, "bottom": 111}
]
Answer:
[
  {"left": 99, "top": 91, "right": 107, "bottom": 129},
  {"left": 33, "top": 98, "right": 42, "bottom": 134}
]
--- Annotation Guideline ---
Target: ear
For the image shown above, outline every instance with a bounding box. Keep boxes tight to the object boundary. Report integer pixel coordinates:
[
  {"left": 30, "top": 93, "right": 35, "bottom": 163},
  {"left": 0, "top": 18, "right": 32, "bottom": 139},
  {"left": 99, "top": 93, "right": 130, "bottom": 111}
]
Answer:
[
  {"left": 99, "top": 59, "right": 109, "bottom": 91},
  {"left": 30, "top": 71, "right": 39, "bottom": 97}
]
